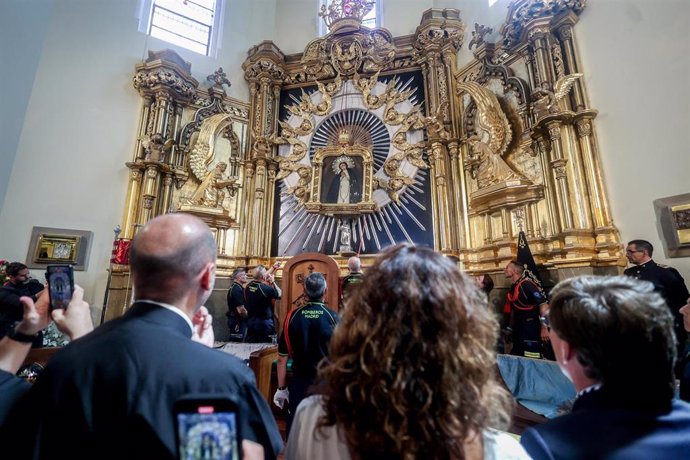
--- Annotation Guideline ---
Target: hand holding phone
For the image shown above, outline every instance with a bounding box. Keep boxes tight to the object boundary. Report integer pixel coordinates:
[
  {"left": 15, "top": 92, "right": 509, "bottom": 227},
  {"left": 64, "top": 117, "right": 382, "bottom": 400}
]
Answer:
[
  {"left": 174, "top": 395, "right": 240, "bottom": 460},
  {"left": 45, "top": 265, "right": 74, "bottom": 311}
]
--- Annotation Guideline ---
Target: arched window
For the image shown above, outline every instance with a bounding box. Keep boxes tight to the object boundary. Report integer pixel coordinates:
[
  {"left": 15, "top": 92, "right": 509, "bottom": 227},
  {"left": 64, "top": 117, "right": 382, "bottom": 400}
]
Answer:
[{"left": 137, "top": 0, "right": 225, "bottom": 57}]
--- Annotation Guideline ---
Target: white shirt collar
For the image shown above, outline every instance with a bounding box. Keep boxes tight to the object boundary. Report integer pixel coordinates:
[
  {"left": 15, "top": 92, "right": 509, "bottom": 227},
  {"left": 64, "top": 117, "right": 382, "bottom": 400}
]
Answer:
[
  {"left": 576, "top": 383, "right": 603, "bottom": 399},
  {"left": 137, "top": 299, "right": 194, "bottom": 335}
]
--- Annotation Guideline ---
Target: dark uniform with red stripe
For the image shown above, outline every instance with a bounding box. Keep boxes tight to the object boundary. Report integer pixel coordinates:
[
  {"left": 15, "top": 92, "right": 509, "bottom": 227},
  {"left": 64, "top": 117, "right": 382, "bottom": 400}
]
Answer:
[
  {"left": 505, "top": 276, "right": 548, "bottom": 359},
  {"left": 277, "top": 301, "right": 338, "bottom": 432}
]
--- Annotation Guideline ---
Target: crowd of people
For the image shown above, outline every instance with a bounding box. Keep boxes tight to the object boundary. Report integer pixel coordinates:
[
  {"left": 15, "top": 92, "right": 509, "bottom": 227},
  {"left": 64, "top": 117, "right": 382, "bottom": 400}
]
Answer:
[{"left": 1, "top": 219, "right": 689, "bottom": 459}]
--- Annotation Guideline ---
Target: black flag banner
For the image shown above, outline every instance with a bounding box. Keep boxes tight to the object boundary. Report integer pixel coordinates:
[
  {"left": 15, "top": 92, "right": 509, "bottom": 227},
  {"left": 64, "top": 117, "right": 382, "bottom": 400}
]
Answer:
[{"left": 516, "top": 230, "right": 544, "bottom": 293}]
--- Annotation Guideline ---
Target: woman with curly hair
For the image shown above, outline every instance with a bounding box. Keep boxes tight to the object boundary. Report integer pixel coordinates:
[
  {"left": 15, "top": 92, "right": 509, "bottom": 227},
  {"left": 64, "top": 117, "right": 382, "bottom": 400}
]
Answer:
[{"left": 285, "top": 243, "right": 528, "bottom": 459}]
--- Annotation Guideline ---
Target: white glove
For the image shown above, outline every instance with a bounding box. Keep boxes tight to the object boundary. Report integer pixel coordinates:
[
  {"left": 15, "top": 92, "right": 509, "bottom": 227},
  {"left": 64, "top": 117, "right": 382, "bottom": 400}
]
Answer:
[{"left": 273, "top": 387, "right": 289, "bottom": 409}]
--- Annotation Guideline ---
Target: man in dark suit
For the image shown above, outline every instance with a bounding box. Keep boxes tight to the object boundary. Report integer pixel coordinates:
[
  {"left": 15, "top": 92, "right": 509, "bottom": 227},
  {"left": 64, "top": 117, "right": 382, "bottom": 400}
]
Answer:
[
  {"left": 521, "top": 275, "right": 690, "bottom": 459},
  {"left": 623, "top": 239, "right": 689, "bottom": 358},
  {"left": 3, "top": 214, "right": 282, "bottom": 460}
]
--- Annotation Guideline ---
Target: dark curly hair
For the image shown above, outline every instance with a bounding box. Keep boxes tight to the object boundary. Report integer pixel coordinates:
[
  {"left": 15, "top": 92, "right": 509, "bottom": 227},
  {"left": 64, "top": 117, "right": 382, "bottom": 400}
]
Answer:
[{"left": 317, "top": 244, "right": 512, "bottom": 459}]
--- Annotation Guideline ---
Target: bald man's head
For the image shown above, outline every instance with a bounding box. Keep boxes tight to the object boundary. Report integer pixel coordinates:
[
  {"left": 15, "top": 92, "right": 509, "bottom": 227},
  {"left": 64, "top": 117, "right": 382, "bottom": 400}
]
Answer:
[{"left": 129, "top": 214, "right": 217, "bottom": 303}]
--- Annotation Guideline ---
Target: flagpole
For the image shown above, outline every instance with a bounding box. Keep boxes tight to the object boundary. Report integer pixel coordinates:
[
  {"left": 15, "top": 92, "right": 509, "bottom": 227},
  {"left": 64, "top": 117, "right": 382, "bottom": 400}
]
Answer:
[{"left": 100, "top": 225, "right": 121, "bottom": 326}]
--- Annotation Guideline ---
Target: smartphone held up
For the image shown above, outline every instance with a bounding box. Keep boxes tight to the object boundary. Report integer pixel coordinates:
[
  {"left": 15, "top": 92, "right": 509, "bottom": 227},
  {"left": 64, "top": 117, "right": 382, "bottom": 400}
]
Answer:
[
  {"left": 45, "top": 264, "right": 74, "bottom": 310},
  {"left": 174, "top": 395, "right": 240, "bottom": 460}
]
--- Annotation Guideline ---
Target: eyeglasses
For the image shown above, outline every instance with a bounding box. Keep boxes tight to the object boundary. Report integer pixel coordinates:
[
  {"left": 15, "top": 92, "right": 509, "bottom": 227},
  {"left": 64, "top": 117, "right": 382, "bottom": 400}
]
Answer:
[
  {"left": 625, "top": 249, "right": 643, "bottom": 255},
  {"left": 539, "top": 315, "right": 550, "bottom": 327}
]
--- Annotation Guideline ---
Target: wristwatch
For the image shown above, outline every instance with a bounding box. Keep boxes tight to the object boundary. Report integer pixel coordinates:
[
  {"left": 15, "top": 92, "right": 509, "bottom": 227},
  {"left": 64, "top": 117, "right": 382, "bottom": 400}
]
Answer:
[{"left": 7, "top": 328, "right": 38, "bottom": 343}]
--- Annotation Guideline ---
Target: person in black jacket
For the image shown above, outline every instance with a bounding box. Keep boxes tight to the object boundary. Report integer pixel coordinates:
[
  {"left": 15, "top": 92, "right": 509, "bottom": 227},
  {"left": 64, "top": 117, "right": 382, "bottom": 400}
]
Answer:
[
  {"left": 275, "top": 272, "right": 338, "bottom": 434},
  {"left": 226, "top": 268, "right": 248, "bottom": 342},
  {"left": 679, "top": 297, "right": 690, "bottom": 402},
  {"left": 0, "top": 262, "right": 44, "bottom": 347},
  {"left": 0, "top": 285, "right": 93, "bottom": 425},
  {"left": 624, "top": 239, "right": 689, "bottom": 359}
]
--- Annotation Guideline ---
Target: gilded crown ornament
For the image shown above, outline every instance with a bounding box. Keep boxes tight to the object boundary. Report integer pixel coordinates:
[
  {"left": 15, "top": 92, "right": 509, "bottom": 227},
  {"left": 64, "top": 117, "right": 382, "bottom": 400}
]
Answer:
[
  {"left": 319, "top": 0, "right": 375, "bottom": 32},
  {"left": 337, "top": 130, "right": 351, "bottom": 146}
]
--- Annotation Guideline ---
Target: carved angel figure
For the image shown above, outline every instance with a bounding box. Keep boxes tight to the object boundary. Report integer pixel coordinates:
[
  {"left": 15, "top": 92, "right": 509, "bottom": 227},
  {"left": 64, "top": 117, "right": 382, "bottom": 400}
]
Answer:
[
  {"left": 423, "top": 103, "right": 450, "bottom": 141},
  {"left": 531, "top": 73, "right": 583, "bottom": 119},
  {"left": 458, "top": 81, "right": 523, "bottom": 188},
  {"left": 466, "top": 135, "right": 520, "bottom": 188},
  {"left": 189, "top": 162, "right": 234, "bottom": 208},
  {"left": 353, "top": 71, "right": 387, "bottom": 109},
  {"left": 139, "top": 133, "right": 174, "bottom": 162}
]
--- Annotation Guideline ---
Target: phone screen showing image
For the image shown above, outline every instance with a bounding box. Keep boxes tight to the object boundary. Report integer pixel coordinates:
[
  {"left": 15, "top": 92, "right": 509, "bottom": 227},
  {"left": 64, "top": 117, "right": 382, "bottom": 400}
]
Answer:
[
  {"left": 46, "top": 265, "right": 74, "bottom": 310},
  {"left": 176, "top": 403, "right": 239, "bottom": 460}
]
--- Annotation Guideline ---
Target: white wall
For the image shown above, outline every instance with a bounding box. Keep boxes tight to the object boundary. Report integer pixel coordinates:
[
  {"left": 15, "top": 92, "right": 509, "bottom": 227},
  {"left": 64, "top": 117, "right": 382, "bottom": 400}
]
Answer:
[
  {"left": 577, "top": 0, "right": 690, "bottom": 276},
  {"left": 1, "top": 0, "right": 688, "bottom": 313},
  {"left": 0, "top": 0, "right": 55, "bottom": 213}
]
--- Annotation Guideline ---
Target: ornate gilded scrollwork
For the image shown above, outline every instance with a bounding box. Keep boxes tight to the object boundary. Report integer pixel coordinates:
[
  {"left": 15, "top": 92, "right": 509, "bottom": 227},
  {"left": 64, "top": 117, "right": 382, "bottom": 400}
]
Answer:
[
  {"left": 500, "top": 0, "right": 587, "bottom": 49},
  {"left": 469, "top": 23, "right": 493, "bottom": 50},
  {"left": 276, "top": 70, "right": 424, "bottom": 208},
  {"left": 331, "top": 40, "right": 363, "bottom": 77},
  {"left": 299, "top": 30, "right": 396, "bottom": 83}
]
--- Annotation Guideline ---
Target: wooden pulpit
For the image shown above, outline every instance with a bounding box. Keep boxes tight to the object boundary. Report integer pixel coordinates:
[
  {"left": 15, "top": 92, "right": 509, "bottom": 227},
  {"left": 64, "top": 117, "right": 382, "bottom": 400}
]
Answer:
[{"left": 277, "top": 252, "right": 340, "bottom": 332}]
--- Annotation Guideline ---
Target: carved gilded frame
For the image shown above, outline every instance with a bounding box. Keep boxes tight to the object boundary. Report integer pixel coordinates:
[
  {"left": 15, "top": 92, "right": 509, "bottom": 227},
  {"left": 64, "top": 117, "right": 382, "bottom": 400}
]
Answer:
[{"left": 305, "top": 144, "right": 376, "bottom": 215}]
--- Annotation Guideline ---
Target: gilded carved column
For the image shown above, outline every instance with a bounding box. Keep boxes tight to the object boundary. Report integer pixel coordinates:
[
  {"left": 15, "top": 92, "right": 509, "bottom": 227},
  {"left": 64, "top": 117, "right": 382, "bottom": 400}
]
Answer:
[
  {"left": 556, "top": 21, "right": 588, "bottom": 111},
  {"left": 243, "top": 163, "right": 257, "bottom": 256},
  {"left": 575, "top": 117, "right": 613, "bottom": 230},
  {"left": 527, "top": 25, "right": 557, "bottom": 91},
  {"left": 120, "top": 169, "right": 143, "bottom": 239},
  {"left": 427, "top": 140, "right": 453, "bottom": 251},
  {"left": 252, "top": 158, "right": 268, "bottom": 256},
  {"left": 160, "top": 174, "right": 174, "bottom": 215},
  {"left": 139, "top": 166, "right": 160, "bottom": 225},
  {"left": 242, "top": 41, "right": 286, "bottom": 258},
  {"left": 547, "top": 124, "right": 574, "bottom": 230},
  {"left": 448, "top": 140, "right": 470, "bottom": 248},
  {"left": 265, "top": 161, "right": 278, "bottom": 252},
  {"left": 536, "top": 137, "right": 560, "bottom": 236},
  {"left": 413, "top": 8, "right": 465, "bottom": 253},
  {"left": 125, "top": 50, "right": 197, "bottom": 237}
]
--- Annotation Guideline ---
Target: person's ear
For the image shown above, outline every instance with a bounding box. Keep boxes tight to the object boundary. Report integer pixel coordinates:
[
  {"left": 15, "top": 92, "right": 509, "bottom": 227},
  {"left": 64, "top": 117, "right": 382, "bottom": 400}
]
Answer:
[
  {"left": 199, "top": 263, "right": 216, "bottom": 291},
  {"left": 560, "top": 338, "right": 576, "bottom": 365}
]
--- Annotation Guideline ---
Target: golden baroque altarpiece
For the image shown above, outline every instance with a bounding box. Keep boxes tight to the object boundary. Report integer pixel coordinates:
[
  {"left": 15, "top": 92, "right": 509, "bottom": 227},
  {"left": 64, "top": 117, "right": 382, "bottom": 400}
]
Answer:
[{"left": 112, "top": 0, "right": 624, "bottom": 304}]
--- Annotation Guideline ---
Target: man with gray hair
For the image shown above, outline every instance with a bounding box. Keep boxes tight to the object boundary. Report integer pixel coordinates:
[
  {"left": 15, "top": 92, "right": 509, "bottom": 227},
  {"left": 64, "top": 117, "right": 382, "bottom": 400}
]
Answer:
[
  {"left": 275, "top": 272, "right": 339, "bottom": 434},
  {"left": 521, "top": 275, "right": 690, "bottom": 459},
  {"left": 226, "top": 267, "right": 248, "bottom": 342},
  {"left": 244, "top": 264, "right": 281, "bottom": 343},
  {"left": 340, "top": 256, "right": 364, "bottom": 308}
]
